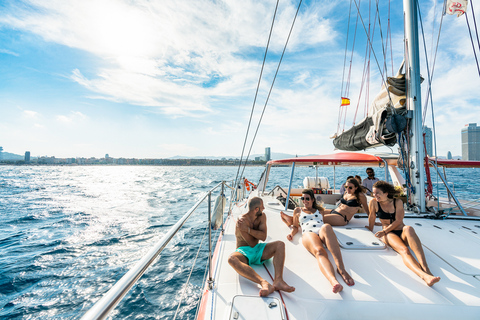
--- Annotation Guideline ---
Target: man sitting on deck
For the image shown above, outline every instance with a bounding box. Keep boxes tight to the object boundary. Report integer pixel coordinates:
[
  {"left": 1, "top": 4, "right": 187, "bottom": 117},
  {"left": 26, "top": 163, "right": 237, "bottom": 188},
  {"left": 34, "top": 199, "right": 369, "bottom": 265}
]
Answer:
[{"left": 228, "top": 197, "right": 295, "bottom": 296}]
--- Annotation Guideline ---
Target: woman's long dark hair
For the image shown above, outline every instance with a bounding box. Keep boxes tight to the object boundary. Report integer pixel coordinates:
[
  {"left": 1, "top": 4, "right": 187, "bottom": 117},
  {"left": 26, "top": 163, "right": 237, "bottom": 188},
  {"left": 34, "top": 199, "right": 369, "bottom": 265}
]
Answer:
[
  {"left": 346, "top": 177, "right": 365, "bottom": 199},
  {"left": 302, "top": 188, "right": 324, "bottom": 211},
  {"left": 373, "top": 180, "right": 399, "bottom": 199}
]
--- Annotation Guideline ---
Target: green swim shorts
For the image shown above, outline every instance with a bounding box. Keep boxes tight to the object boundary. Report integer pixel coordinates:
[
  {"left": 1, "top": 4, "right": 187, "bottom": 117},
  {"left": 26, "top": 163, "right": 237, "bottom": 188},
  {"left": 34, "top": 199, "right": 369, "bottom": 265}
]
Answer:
[{"left": 235, "top": 243, "right": 267, "bottom": 265}]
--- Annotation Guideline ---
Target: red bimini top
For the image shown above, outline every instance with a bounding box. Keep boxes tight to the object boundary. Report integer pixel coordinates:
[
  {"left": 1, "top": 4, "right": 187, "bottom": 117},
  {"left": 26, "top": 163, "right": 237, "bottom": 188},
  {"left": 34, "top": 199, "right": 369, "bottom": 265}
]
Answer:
[{"left": 267, "top": 152, "right": 384, "bottom": 166}]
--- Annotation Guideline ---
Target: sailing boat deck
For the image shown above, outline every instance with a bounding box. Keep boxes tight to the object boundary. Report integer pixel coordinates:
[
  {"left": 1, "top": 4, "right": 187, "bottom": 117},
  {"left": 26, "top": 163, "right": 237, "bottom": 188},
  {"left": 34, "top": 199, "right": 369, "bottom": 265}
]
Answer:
[{"left": 200, "top": 193, "right": 480, "bottom": 320}]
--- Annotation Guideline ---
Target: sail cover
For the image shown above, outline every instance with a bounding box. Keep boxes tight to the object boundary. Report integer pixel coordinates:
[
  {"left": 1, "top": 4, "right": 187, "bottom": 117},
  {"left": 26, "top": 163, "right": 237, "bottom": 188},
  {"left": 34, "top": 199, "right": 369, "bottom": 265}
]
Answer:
[{"left": 333, "top": 67, "right": 408, "bottom": 151}]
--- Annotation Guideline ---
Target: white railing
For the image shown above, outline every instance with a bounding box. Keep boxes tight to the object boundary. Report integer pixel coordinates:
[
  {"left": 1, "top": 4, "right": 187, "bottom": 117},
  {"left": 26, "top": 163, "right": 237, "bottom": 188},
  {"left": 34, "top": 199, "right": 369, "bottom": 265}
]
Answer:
[{"left": 81, "top": 181, "right": 229, "bottom": 320}]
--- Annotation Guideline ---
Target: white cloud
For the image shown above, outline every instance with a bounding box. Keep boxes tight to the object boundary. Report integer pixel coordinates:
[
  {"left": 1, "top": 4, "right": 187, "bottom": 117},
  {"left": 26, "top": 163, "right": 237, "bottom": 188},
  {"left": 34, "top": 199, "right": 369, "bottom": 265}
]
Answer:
[
  {"left": 55, "top": 111, "right": 87, "bottom": 123},
  {"left": 23, "top": 110, "right": 38, "bottom": 118},
  {"left": 0, "top": 48, "right": 19, "bottom": 56},
  {"left": 2, "top": 0, "right": 338, "bottom": 117}
]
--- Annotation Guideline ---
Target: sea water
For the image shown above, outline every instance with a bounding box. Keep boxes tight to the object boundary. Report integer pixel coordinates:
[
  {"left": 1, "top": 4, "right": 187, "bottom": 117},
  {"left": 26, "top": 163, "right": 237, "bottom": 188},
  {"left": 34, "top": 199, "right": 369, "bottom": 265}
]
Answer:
[{"left": 1, "top": 165, "right": 479, "bottom": 319}]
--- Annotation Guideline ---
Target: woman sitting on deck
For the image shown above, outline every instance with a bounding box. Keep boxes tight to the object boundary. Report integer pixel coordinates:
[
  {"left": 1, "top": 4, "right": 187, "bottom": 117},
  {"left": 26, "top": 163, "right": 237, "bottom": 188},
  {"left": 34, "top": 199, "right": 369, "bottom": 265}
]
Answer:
[
  {"left": 286, "top": 188, "right": 355, "bottom": 293},
  {"left": 367, "top": 181, "right": 441, "bottom": 286},
  {"left": 323, "top": 177, "right": 369, "bottom": 226}
]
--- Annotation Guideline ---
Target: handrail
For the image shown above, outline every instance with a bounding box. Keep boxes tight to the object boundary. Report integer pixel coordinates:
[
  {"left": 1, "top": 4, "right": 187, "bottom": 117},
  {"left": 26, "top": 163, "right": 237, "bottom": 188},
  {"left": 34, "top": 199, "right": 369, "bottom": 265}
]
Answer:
[
  {"left": 429, "top": 161, "right": 467, "bottom": 216},
  {"left": 81, "top": 181, "right": 226, "bottom": 320}
]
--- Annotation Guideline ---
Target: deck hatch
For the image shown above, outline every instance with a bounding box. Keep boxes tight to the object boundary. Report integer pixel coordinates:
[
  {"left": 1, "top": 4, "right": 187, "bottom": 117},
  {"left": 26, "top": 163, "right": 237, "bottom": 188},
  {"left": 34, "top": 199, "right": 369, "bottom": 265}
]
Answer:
[
  {"left": 333, "top": 227, "right": 386, "bottom": 250},
  {"left": 229, "top": 295, "right": 284, "bottom": 319}
]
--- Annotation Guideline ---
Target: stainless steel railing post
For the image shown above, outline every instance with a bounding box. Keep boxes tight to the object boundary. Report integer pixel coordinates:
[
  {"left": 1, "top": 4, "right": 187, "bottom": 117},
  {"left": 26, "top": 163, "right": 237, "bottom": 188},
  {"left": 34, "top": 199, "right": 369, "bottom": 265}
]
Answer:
[{"left": 207, "top": 191, "right": 213, "bottom": 289}]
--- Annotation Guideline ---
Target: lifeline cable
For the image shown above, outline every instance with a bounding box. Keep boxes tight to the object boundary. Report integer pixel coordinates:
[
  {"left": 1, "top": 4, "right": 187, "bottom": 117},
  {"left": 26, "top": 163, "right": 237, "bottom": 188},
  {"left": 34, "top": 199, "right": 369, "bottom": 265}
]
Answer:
[{"left": 174, "top": 225, "right": 209, "bottom": 320}]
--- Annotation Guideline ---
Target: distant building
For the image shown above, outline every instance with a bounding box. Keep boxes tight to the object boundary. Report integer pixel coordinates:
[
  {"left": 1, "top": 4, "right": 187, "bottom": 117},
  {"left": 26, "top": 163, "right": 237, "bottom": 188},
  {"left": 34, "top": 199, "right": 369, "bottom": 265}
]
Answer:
[
  {"left": 423, "top": 126, "right": 433, "bottom": 156},
  {"left": 105, "top": 154, "right": 110, "bottom": 159},
  {"left": 265, "top": 147, "right": 271, "bottom": 162},
  {"left": 25, "top": 151, "right": 31, "bottom": 163},
  {"left": 0, "top": 146, "right": 3, "bottom": 160},
  {"left": 447, "top": 151, "right": 452, "bottom": 160},
  {"left": 462, "top": 123, "right": 480, "bottom": 160}
]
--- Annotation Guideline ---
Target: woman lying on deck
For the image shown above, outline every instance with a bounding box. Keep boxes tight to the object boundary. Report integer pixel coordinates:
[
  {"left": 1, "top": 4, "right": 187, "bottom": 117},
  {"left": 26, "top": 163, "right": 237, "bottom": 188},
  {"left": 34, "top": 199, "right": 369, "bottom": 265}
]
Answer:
[
  {"left": 323, "top": 177, "right": 369, "bottom": 225},
  {"left": 367, "top": 181, "right": 441, "bottom": 286},
  {"left": 280, "top": 178, "right": 368, "bottom": 227},
  {"left": 285, "top": 188, "right": 355, "bottom": 293}
]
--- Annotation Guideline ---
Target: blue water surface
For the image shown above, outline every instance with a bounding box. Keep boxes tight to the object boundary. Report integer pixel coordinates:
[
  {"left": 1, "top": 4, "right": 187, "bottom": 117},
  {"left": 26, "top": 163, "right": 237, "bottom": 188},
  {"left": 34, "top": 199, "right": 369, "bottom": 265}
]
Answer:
[{"left": 0, "top": 165, "right": 479, "bottom": 319}]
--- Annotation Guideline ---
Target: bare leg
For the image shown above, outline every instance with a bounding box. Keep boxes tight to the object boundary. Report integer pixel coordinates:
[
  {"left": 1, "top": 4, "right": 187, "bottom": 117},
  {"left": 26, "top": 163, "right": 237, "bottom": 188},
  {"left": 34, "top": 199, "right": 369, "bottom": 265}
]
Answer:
[
  {"left": 280, "top": 211, "right": 293, "bottom": 227},
  {"left": 401, "top": 226, "right": 434, "bottom": 275},
  {"left": 228, "top": 252, "right": 274, "bottom": 296},
  {"left": 383, "top": 232, "right": 440, "bottom": 286},
  {"left": 261, "top": 241, "right": 295, "bottom": 293},
  {"left": 302, "top": 232, "right": 343, "bottom": 293},
  {"left": 318, "top": 224, "right": 354, "bottom": 286}
]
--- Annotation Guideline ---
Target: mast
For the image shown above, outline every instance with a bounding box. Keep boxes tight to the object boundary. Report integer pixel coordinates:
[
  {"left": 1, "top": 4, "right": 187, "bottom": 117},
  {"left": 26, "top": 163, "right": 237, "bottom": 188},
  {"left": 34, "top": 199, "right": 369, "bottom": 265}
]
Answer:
[{"left": 404, "top": 0, "right": 426, "bottom": 212}]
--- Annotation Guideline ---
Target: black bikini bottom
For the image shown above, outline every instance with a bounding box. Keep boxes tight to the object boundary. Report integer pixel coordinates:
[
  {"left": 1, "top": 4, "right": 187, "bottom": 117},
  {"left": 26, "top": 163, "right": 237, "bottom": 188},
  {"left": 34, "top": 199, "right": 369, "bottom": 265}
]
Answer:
[
  {"left": 331, "top": 209, "right": 348, "bottom": 222},
  {"left": 390, "top": 229, "right": 403, "bottom": 238}
]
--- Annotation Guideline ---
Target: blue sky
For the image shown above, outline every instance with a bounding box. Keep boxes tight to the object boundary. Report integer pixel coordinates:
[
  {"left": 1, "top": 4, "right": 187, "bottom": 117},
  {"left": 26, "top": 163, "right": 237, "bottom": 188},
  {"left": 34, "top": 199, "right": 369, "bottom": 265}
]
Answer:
[{"left": 0, "top": 0, "right": 479, "bottom": 159}]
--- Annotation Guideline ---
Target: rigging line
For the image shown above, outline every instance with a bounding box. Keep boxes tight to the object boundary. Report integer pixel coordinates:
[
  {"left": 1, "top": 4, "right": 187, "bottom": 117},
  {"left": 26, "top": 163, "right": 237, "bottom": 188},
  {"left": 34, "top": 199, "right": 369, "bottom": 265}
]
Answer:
[
  {"left": 345, "top": 9, "right": 360, "bottom": 98},
  {"left": 422, "top": 6, "right": 444, "bottom": 115},
  {"left": 233, "top": 0, "right": 280, "bottom": 194},
  {"left": 417, "top": 1, "right": 441, "bottom": 203},
  {"left": 352, "top": 0, "right": 395, "bottom": 109},
  {"left": 469, "top": 0, "right": 480, "bottom": 56},
  {"left": 418, "top": 2, "right": 432, "bottom": 124},
  {"left": 339, "top": 0, "right": 354, "bottom": 135},
  {"left": 388, "top": 0, "right": 393, "bottom": 75},
  {"left": 173, "top": 225, "right": 209, "bottom": 320},
  {"left": 239, "top": 0, "right": 303, "bottom": 181},
  {"left": 355, "top": 0, "right": 375, "bottom": 124},
  {"left": 429, "top": 0, "right": 438, "bottom": 65},
  {"left": 341, "top": 0, "right": 359, "bottom": 133},
  {"left": 375, "top": 0, "right": 390, "bottom": 78},
  {"left": 465, "top": 12, "right": 480, "bottom": 77}
]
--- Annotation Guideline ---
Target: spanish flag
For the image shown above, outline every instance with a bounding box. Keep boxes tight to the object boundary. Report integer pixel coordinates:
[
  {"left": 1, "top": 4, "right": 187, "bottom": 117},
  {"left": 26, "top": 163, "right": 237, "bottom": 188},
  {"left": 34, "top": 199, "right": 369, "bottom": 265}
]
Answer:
[{"left": 341, "top": 97, "right": 350, "bottom": 106}]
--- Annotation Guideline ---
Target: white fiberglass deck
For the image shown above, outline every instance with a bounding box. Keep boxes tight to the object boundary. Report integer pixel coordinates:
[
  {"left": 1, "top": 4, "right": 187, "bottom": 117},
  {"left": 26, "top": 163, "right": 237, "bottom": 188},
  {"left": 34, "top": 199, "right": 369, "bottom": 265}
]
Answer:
[{"left": 199, "top": 194, "right": 480, "bottom": 320}]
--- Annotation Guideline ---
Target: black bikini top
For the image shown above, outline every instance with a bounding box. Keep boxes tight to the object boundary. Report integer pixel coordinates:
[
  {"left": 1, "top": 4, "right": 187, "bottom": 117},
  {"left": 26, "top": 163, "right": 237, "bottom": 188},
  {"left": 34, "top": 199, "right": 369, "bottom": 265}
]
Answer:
[
  {"left": 340, "top": 196, "right": 361, "bottom": 207},
  {"left": 376, "top": 200, "right": 397, "bottom": 223}
]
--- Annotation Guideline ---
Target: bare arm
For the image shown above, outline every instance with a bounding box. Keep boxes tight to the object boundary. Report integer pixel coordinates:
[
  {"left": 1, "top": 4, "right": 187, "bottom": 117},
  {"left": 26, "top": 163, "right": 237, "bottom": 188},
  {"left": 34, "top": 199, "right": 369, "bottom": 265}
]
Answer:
[
  {"left": 359, "top": 193, "right": 370, "bottom": 216},
  {"left": 367, "top": 199, "right": 377, "bottom": 232},
  {"left": 237, "top": 214, "right": 267, "bottom": 247}
]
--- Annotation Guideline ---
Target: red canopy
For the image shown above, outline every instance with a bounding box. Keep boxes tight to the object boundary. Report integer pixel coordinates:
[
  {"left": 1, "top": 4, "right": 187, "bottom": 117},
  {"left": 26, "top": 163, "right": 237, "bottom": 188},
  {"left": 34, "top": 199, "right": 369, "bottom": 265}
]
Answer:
[
  {"left": 267, "top": 152, "right": 384, "bottom": 166},
  {"left": 429, "top": 158, "right": 480, "bottom": 168}
]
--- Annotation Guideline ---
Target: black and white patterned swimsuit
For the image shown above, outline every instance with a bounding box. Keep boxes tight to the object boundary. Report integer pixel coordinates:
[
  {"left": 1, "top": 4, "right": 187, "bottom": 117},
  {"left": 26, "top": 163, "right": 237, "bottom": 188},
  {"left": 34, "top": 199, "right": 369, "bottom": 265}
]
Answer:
[{"left": 299, "top": 210, "right": 323, "bottom": 234}]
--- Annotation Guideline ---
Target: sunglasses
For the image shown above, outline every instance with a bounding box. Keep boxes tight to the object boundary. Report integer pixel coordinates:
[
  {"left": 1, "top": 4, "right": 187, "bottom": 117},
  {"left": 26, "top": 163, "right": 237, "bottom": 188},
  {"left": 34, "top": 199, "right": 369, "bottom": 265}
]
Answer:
[
  {"left": 345, "top": 186, "right": 354, "bottom": 190},
  {"left": 300, "top": 196, "right": 311, "bottom": 201},
  {"left": 367, "top": 171, "right": 374, "bottom": 174}
]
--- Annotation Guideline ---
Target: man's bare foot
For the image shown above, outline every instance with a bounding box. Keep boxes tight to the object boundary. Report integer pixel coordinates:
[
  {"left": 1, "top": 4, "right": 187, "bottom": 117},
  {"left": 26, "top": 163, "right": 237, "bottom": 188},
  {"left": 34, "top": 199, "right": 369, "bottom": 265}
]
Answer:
[
  {"left": 337, "top": 268, "right": 355, "bottom": 286},
  {"left": 424, "top": 275, "right": 441, "bottom": 287},
  {"left": 273, "top": 279, "right": 295, "bottom": 293},
  {"left": 332, "top": 283, "right": 343, "bottom": 293},
  {"left": 259, "top": 281, "right": 275, "bottom": 297}
]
